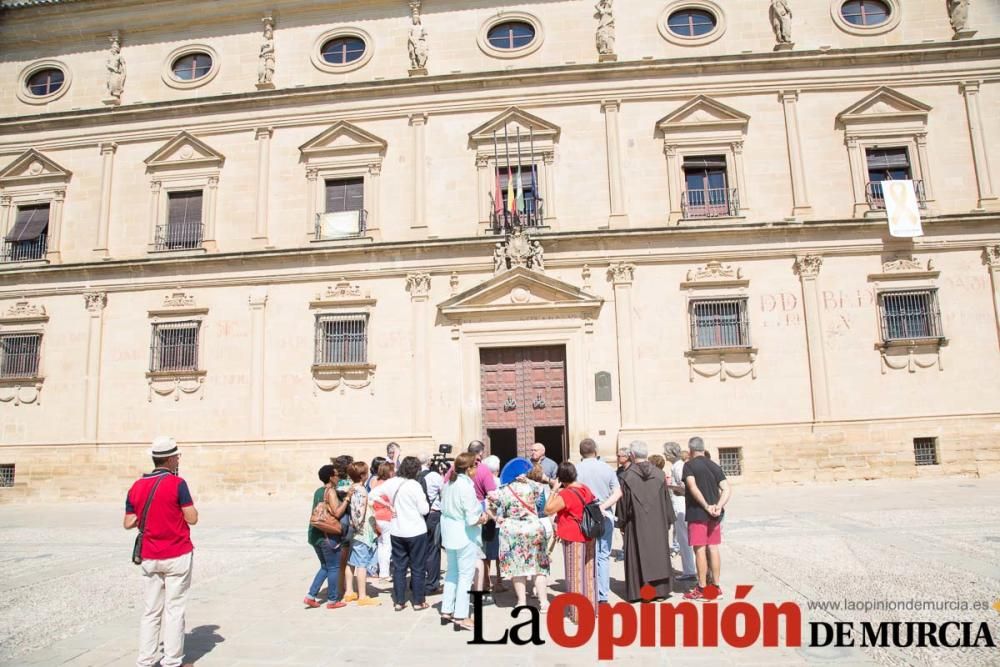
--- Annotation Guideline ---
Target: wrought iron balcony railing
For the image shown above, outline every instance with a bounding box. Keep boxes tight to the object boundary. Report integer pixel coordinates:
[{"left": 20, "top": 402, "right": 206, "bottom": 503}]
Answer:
[
  {"left": 0, "top": 233, "right": 47, "bottom": 263},
  {"left": 154, "top": 223, "right": 204, "bottom": 251},
  {"left": 866, "top": 179, "right": 927, "bottom": 211},
  {"left": 681, "top": 188, "right": 739, "bottom": 219},
  {"left": 489, "top": 194, "right": 544, "bottom": 234},
  {"left": 315, "top": 209, "right": 367, "bottom": 239}
]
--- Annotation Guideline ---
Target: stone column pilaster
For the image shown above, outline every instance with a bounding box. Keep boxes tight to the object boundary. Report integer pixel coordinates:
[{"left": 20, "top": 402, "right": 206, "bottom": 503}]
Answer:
[
  {"left": 960, "top": 81, "right": 998, "bottom": 210},
  {"left": 985, "top": 246, "right": 1000, "bottom": 351},
  {"left": 248, "top": 290, "right": 267, "bottom": 440},
  {"left": 779, "top": 91, "right": 811, "bottom": 217},
  {"left": 305, "top": 168, "right": 319, "bottom": 239},
  {"left": 794, "top": 256, "right": 830, "bottom": 421},
  {"left": 542, "top": 152, "right": 557, "bottom": 226},
  {"left": 367, "top": 162, "right": 382, "bottom": 241},
  {"left": 407, "top": 273, "right": 431, "bottom": 434},
  {"left": 46, "top": 189, "right": 64, "bottom": 262},
  {"left": 410, "top": 114, "right": 428, "bottom": 231},
  {"left": 95, "top": 142, "right": 117, "bottom": 257},
  {"left": 253, "top": 127, "right": 273, "bottom": 242},
  {"left": 83, "top": 292, "right": 107, "bottom": 442},
  {"left": 609, "top": 262, "right": 637, "bottom": 427},
  {"left": 602, "top": 100, "right": 629, "bottom": 228},
  {"left": 202, "top": 176, "right": 218, "bottom": 251}
]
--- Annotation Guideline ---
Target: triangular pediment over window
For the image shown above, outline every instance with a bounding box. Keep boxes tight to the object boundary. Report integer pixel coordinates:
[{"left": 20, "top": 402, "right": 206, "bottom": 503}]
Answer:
[
  {"left": 439, "top": 267, "right": 601, "bottom": 320},
  {"left": 299, "top": 121, "right": 387, "bottom": 161},
  {"left": 469, "top": 107, "right": 561, "bottom": 146},
  {"left": 0, "top": 149, "right": 72, "bottom": 187},
  {"left": 656, "top": 96, "right": 750, "bottom": 135},
  {"left": 837, "top": 87, "right": 931, "bottom": 126},
  {"left": 144, "top": 132, "right": 225, "bottom": 171}
]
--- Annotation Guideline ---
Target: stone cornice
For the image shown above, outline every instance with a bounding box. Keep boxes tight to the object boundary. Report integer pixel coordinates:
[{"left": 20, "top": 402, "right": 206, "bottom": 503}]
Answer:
[{"left": 2, "top": 39, "right": 1000, "bottom": 139}]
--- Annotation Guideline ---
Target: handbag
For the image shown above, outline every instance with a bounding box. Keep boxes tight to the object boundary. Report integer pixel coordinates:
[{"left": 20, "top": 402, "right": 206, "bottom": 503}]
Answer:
[
  {"left": 132, "top": 475, "right": 166, "bottom": 565},
  {"left": 567, "top": 486, "right": 605, "bottom": 541},
  {"left": 310, "top": 488, "right": 343, "bottom": 536}
]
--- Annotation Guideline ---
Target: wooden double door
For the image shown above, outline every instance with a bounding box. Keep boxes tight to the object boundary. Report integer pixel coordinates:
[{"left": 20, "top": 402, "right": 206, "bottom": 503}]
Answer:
[{"left": 480, "top": 345, "right": 568, "bottom": 467}]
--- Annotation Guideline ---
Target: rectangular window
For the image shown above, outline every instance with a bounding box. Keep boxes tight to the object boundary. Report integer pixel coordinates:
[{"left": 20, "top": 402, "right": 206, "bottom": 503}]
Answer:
[
  {"left": 690, "top": 298, "right": 750, "bottom": 349},
  {"left": 718, "top": 447, "right": 742, "bottom": 477},
  {"left": 150, "top": 321, "right": 200, "bottom": 372},
  {"left": 0, "top": 464, "right": 14, "bottom": 488},
  {"left": 164, "top": 191, "right": 203, "bottom": 250},
  {"left": 682, "top": 156, "right": 733, "bottom": 218},
  {"left": 315, "top": 314, "right": 368, "bottom": 365},
  {"left": 913, "top": 437, "right": 939, "bottom": 466},
  {"left": 866, "top": 147, "right": 911, "bottom": 182},
  {"left": 0, "top": 333, "right": 41, "bottom": 379},
  {"left": 879, "top": 290, "right": 942, "bottom": 342},
  {"left": 2, "top": 204, "right": 49, "bottom": 262},
  {"left": 318, "top": 178, "right": 365, "bottom": 237}
]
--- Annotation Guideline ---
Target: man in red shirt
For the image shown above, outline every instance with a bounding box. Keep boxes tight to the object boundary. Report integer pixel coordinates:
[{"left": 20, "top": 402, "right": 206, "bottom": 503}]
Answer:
[{"left": 124, "top": 436, "right": 198, "bottom": 667}]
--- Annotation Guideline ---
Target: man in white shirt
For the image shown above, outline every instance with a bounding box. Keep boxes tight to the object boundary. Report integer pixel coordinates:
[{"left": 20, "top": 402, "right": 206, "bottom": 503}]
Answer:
[
  {"left": 371, "top": 456, "right": 430, "bottom": 609},
  {"left": 664, "top": 441, "right": 696, "bottom": 580},
  {"left": 574, "top": 438, "right": 622, "bottom": 604},
  {"left": 418, "top": 453, "right": 445, "bottom": 594}
]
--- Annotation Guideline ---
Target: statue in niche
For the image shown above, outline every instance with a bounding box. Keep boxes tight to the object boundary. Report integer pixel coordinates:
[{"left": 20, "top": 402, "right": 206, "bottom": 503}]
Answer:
[
  {"left": 770, "top": 0, "right": 793, "bottom": 44},
  {"left": 105, "top": 33, "right": 126, "bottom": 101},
  {"left": 947, "top": 0, "right": 970, "bottom": 34},
  {"left": 595, "top": 0, "right": 615, "bottom": 56},
  {"left": 258, "top": 17, "right": 276, "bottom": 86},
  {"left": 527, "top": 240, "right": 545, "bottom": 272},
  {"left": 408, "top": 2, "right": 429, "bottom": 70},
  {"left": 493, "top": 243, "right": 506, "bottom": 274}
]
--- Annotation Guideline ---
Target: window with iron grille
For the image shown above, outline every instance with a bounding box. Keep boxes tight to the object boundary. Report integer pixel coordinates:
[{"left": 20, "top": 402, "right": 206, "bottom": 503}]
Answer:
[
  {"left": 315, "top": 314, "right": 368, "bottom": 365},
  {"left": 689, "top": 298, "right": 750, "bottom": 349},
  {"left": 3, "top": 204, "right": 49, "bottom": 263},
  {"left": 0, "top": 464, "right": 14, "bottom": 488},
  {"left": 163, "top": 191, "right": 203, "bottom": 250},
  {"left": 0, "top": 333, "right": 41, "bottom": 379},
  {"left": 913, "top": 438, "right": 938, "bottom": 466},
  {"left": 878, "top": 290, "right": 942, "bottom": 342},
  {"left": 718, "top": 448, "right": 742, "bottom": 476},
  {"left": 150, "top": 321, "right": 200, "bottom": 372}
]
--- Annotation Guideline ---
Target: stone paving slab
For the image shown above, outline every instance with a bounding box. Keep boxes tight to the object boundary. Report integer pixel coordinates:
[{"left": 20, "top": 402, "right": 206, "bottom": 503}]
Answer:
[{"left": 1, "top": 478, "right": 998, "bottom": 666}]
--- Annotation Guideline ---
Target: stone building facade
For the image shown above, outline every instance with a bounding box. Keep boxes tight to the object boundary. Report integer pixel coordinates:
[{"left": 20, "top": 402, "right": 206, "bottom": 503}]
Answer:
[{"left": 1, "top": 0, "right": 999, "bottom": 500}]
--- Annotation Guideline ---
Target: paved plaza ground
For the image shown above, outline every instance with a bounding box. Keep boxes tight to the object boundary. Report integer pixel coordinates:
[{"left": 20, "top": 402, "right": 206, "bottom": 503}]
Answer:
[{"left": 1, "top": 477, "right": 998, "bottom": 667}]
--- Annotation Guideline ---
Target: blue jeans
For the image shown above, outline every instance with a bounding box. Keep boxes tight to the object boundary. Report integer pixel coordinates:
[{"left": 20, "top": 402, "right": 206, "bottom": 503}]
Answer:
[
  {"left": 441, "top": 542, "right": 479, "bottom": 620},
  {"left": 307, "top": 538, "right": 342, "bottom": 602},
  {"left": 391, "top": 533, "right": 429, "bottom": 606},
  {"left": 595, "top": 515, "right": 614, "bottom": 603}
]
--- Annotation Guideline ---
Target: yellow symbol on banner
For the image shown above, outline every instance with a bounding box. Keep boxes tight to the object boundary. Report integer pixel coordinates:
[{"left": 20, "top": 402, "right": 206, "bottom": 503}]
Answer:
[
  {"left": 993, "top": 599, "right": 1000, "bottom": 614},
  {"left": 884, "top": 181, "right": 920, "bottom": 231}
]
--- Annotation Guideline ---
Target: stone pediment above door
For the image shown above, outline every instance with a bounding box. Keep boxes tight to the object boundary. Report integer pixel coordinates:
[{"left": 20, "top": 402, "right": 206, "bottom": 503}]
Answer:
[{"left": 438, "top": 267, "right": 602, "bottom": 321}]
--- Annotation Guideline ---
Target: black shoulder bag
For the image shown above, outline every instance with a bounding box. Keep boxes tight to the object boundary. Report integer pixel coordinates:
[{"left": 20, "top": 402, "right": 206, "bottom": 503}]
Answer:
[
  {"left": 568, "top": 486, "right": 606, "bottom": 541},
  {"left": 131, "top": 475, "right": 165, "bottom": 565}
]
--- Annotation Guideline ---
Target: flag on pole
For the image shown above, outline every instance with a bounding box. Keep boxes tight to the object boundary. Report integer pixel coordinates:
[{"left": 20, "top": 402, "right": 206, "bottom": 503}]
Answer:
[
  {"left": 883, "top": 180, "right": 923, "bottom": 238},
  {"left": 494, "top": 170, "right": 503, "bottom": 217},
  {"left": 506, "top": 165, "right": 514, "bottom": 215},
  {"left": 515, "top": 167, "right": 524, "bottom": 216}
]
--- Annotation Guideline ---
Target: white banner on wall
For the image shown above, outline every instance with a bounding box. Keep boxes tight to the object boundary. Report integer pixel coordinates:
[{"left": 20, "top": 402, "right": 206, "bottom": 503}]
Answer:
[{"left": 883, "top": 180, "right": 923, "bottom": 238}]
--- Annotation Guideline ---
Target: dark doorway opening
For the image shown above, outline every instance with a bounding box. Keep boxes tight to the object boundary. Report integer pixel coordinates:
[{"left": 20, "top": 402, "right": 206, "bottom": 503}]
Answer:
[
  {"left": 487, "top": 428, "right": 518, "bottom": 468},
  {"left": 534, "top": 426, "right": 566, "bottom": 464}
]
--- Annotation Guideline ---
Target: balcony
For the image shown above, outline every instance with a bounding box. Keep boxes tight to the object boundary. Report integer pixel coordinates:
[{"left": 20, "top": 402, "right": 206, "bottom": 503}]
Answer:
[
  {"left": 315, "top": 209, "right": 367, "bottom": 240},
  {"left": 681, "top": 188, "right": 739, "bottom": 219},
  {"left": 0, "top": 233, "right": 47, "bottom": 263},
  {"left": 489, "top": 194, "right": 544, "bottom": 234},
  {"left": 154, "top": 223, "right": 203, "bottom": 251},
  {"left": 866, "top": 180, "right": 927, "bottom": 211}
]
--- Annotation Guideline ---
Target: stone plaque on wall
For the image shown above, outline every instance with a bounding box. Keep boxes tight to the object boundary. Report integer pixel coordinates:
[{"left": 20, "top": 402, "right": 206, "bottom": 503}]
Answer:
[{"left": 595, "top": 371, "right": 612, "bottom": 402}]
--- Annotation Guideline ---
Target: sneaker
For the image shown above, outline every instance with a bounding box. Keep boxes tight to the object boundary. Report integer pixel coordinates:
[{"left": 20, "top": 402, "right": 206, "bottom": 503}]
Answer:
[
  {"left": 703, "top": 585, "right": 722, "bottom": 600},
  {"left": 682, "top": 586, "right": 704, "bottom": 601},
  {"left": 357, "top": 597, "right": 381, "bottom": 607},
  {"left": 303, "top": 596, "right": 321, "bottom": 608},
  {"left": 326, "top": 600, "right": 347, "bottom": 609},
  {"left": 342, "top": 593, "right": 359, "bottom": 603}
]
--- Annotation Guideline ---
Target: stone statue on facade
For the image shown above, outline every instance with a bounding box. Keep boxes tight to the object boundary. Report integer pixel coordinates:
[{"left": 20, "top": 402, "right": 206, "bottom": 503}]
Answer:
[
  {"left": 257, "top": 16, "right": 276, "bottom": 87},
  {"left": 105, "top": 33, "right": 126, "bottom": 103},
  {"left": 528, "top": 240, "right": 545, "bottom": 272},
  {"left": 947, "top": 0, "right": 972, "bottom": 37},
  {"left": 770, "top": 0, "right": 793, "bottom": 45},
  {"left": 493, "top": 227, "right": 544, "bottom": 273},
  {"left": 493, "top": 243, "right": 506, "bottom": 274},
  {"left": 408, "top": 1, "right": 428, "bottom": 72},
  {"left": 595, "top": 0, "right": 616, "bottom": 58}
]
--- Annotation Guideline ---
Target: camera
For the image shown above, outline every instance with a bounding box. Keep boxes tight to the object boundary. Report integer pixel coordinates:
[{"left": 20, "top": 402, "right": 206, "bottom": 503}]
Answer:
[{"left": 428, "top": 443, "right": 453, "bottom": 475}]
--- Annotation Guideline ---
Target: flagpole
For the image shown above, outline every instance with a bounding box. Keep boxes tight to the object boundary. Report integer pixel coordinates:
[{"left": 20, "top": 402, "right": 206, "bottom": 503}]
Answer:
[
  {"left": 529, "top": 127, "right": 535, "bottom": 224},
  {"left": 516, "top": 126, "right": 523, "bottom": 225},
  {"left": 492, "top": 130, "right": 500, "bottom": 230},
  {"left": 504, "top": 121, "right": 512, "bottom": 231}
]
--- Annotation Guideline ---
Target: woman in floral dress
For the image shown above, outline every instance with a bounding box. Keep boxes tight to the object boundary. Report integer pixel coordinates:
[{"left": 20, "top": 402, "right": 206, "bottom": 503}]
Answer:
[{"left": 488, "top": 474, "right": 551, "bottom": 610}]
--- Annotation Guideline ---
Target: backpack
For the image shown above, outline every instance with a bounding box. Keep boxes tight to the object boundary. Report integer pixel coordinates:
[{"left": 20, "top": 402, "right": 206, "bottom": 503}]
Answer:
[
  {"left": 567, "top": 487, "right": 605, "bottom": 541},
  {"left": 310, "top": 488, "right": 343, "bottom": 536}
]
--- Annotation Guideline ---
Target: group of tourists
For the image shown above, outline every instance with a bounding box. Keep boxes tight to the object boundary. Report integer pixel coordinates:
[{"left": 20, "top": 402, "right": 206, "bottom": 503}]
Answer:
[
  {"left": 119, "top": 432, "right": 731, "bottom": 666},
  {"left": 304, "top": 434, "right": 732, "bottom": 631}
]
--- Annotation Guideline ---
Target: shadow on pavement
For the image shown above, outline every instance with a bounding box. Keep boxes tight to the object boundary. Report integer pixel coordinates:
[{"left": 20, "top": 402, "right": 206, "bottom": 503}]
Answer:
[{"left": 184, "top": 624, "right": 224, "bottom": 663}]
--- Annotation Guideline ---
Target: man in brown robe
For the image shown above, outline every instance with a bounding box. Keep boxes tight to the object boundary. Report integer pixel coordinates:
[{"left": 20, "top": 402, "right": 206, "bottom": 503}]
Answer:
[{"left": 618, "top": 440, "right": 676, "bottom": 601}]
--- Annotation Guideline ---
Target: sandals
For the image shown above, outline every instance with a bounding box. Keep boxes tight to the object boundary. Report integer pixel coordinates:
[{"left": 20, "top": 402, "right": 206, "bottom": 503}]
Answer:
[
  {"left": 413, "top": 602, "right": 430, "bottom": 611},
  {"left": 440, "top": 613, "right": 453, "bottom": 626},
  {"left": 393, "top": 604, "right": 406, "bottom": 612},
  {"left": 454, "top": 620, "right": 475, "bottom": 632}
]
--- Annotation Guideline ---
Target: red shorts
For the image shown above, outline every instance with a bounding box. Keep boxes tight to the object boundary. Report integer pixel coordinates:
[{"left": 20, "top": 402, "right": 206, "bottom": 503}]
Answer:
[{"left": 688, "top": 519, "right": 722, "bottom": 546}]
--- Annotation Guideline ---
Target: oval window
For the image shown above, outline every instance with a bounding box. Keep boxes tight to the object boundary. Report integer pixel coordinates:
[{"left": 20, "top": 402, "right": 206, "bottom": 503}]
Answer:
[
  {"left": 487, "top": 21, "right": 536, "bottom": 50},
  {"left": 26, "top": 68, "right": 65, "bottom": 96},
  {"left": 840, "top": 0, "right": 890, "bottom": 26},
  {"left": 667, "top": 9, "right": 718, "bottom": 37},
  {"left": 321, "top": 37, "right": 367, "bottom": 65},
  {"left": 172, "top": 53, "right": 213, "bottom": 81}
]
